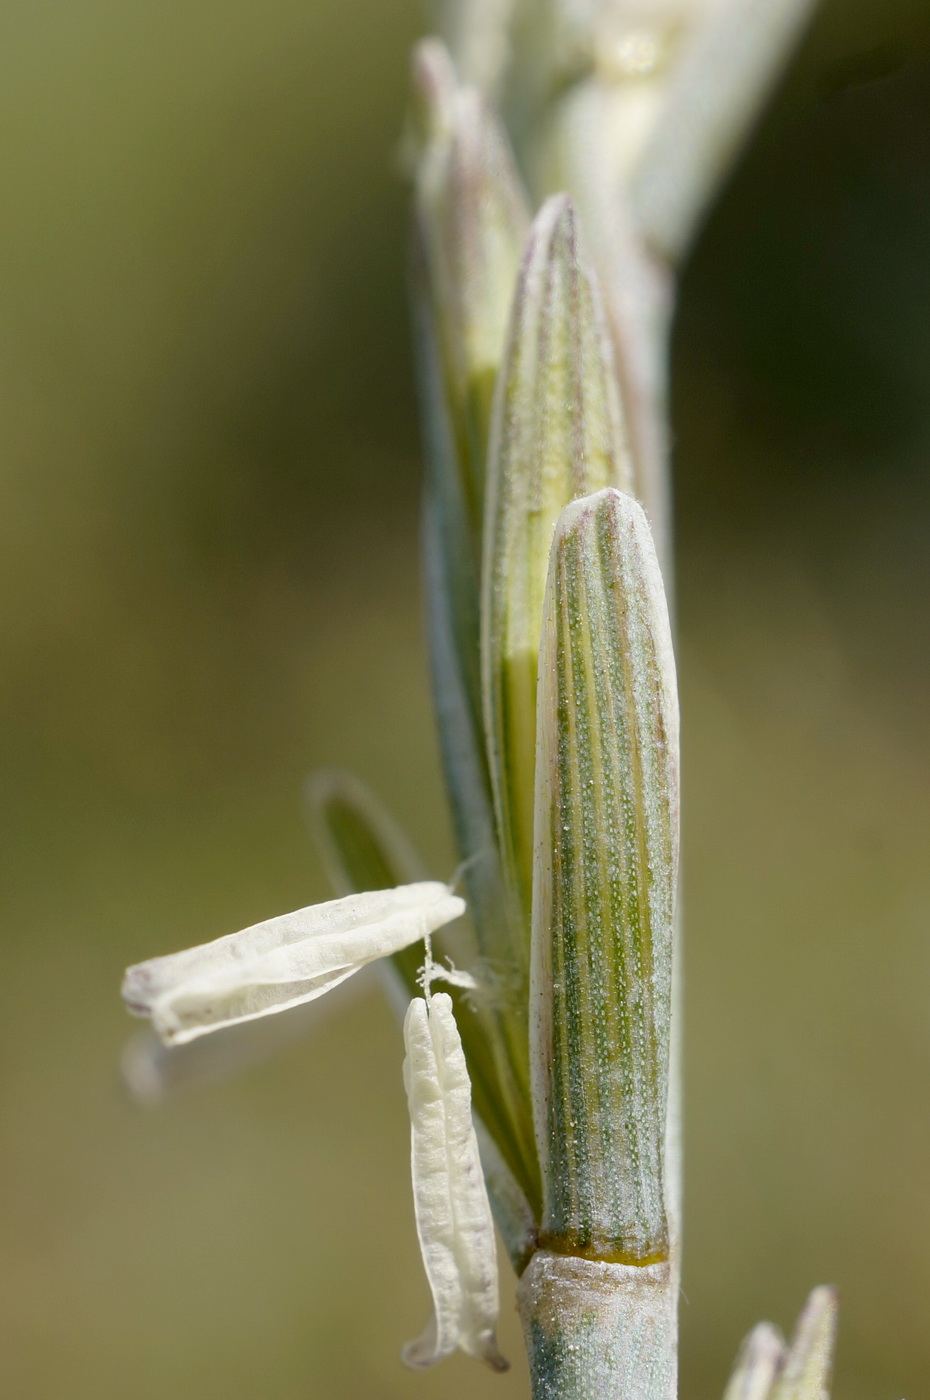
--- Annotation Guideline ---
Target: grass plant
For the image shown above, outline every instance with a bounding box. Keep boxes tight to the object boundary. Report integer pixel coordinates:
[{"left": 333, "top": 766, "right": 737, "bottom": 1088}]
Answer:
[{"left": 121, "top": 3, "right": 845, "bottom": 1395}]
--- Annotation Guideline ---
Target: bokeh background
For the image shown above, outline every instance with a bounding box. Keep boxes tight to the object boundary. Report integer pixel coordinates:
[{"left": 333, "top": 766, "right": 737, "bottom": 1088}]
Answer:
[{"left": 1, "top": 1, "right": 929, "bottom": 1396}]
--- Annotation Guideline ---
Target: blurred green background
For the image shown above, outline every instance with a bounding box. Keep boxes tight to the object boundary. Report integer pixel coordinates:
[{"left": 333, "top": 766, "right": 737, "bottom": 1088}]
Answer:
[{"left": 1, "top": 1, "right": 929, "bottom": 1396}]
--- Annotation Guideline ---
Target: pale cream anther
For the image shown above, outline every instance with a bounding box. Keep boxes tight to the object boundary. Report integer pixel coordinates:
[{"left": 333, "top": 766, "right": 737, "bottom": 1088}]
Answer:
[
  {"left": 122, "top": 883, "right": 465, "bottom": 1046},
  {"left": 402, "top": 992, "right": 507, "bottom": 1371}
]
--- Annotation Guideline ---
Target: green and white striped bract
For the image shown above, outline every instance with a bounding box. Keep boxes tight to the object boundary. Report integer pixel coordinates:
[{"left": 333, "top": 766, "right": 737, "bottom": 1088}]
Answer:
[{"left": 531, "top": 486, "right": 679, "bottom": 1265}]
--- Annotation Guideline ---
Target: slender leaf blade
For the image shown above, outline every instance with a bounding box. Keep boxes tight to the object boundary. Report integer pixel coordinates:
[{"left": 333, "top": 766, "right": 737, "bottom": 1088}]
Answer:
[
  {"left": 723, "top": 1323, "right": 787, "bottom": 1400},
  {"left": 770, "top": 1287, "right": 838, "bottom": 1400}
]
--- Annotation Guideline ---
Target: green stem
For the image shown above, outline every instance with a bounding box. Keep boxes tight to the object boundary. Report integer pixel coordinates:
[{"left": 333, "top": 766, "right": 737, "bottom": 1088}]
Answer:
[{"left": 517, "top": 1251, "right": 677, "bottom": 1400}]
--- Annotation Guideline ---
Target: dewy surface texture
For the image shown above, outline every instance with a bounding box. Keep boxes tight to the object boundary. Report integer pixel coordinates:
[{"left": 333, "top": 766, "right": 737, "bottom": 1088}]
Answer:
[{"left": 532, "top": 487, "right": 679, "bottom": 1264}]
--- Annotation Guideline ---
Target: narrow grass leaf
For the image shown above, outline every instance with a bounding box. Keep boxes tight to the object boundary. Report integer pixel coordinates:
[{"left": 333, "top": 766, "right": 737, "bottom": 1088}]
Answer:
[
  {"left": 410, "top": 49, "right": 539, "bottom": 1175},
  {"left": 305, "top": 766, "right": 429, "bottom": 1007},
  {"left": 770, "top": 1287, "right": 838, "bottom": 1400},
  {"left": 723, "top": 1323, "right": 787, "bottom": 1400},
  {"left": 408, "top": 57, "right": 543, "bottom": 1206},
  {"left": 410, "top": 42, "right": 531, "bottom": 1007},
  {"left": 474, "top": 1115, "right": 538, "bottom": 1274}
]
